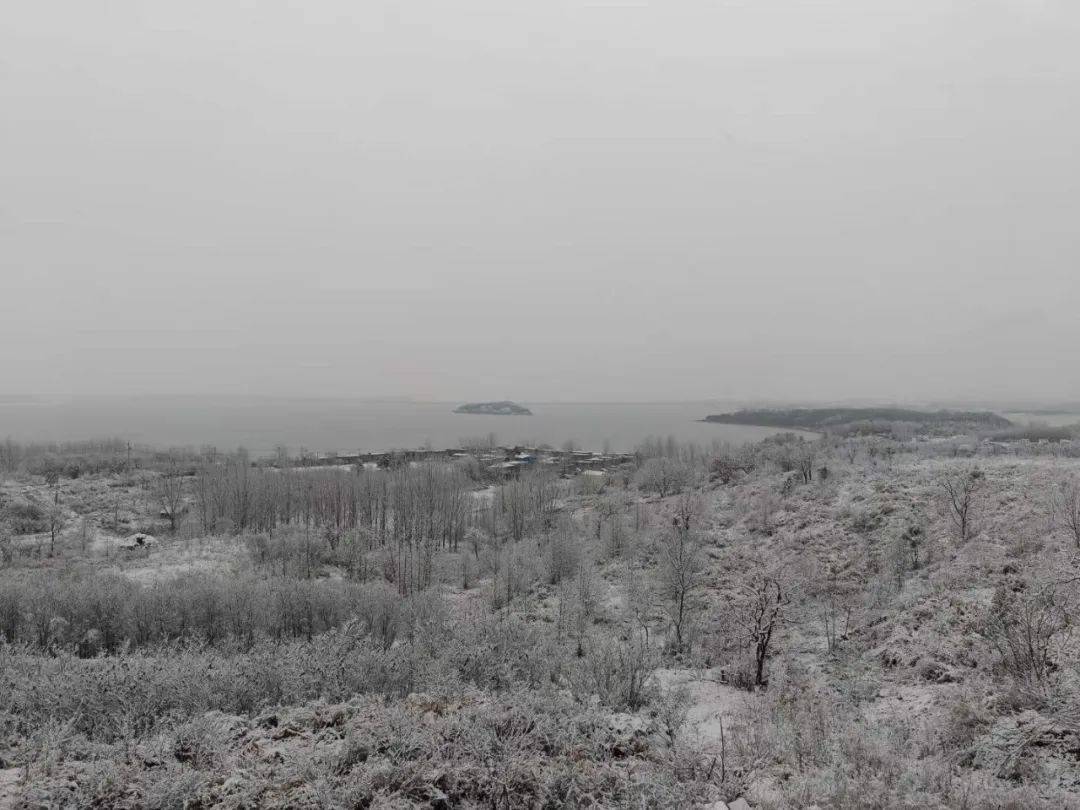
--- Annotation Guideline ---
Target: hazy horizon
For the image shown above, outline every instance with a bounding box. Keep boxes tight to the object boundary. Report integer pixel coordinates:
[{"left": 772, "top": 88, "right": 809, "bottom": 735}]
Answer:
[
  {"left": 5, "top": 1, "right": 1079, "bottom": 403},
  {"left": 5, "top": 392, "right": 1080, "bottom": 411}
]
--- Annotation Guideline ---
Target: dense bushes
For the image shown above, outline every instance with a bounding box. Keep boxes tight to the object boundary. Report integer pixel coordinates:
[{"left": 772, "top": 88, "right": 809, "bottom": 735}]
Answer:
[
  {"left": 0, "top": 612, "right": 664, "bottom": 751},
  {"left": 0, "top": 667, "right": 713, "bottom": 808},
  {"left": 0, "top": 570, "right": 421, "bottom": 651},
  {"left": 0, "top": 632, "right": 420, "bottom": 744},
  {"left": 0, "top": 496, "right": 48, "bottom": 534}
]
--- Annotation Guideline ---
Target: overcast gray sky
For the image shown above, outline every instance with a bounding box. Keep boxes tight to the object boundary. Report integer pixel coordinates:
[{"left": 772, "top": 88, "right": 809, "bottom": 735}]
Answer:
[{"left": 3, "top": 0, "right": 1078, "bottom": 403}]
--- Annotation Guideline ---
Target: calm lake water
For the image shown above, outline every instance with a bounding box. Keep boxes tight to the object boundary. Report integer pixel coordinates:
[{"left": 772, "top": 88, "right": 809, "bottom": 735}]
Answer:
[{"left": 0, "top": 397, "right": 807, "bottom": 455}]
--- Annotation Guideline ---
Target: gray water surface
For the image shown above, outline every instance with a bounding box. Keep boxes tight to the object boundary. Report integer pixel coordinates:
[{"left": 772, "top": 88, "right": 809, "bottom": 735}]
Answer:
[{"left": 0, "top": 396, "right": 809, "bottom": 454}]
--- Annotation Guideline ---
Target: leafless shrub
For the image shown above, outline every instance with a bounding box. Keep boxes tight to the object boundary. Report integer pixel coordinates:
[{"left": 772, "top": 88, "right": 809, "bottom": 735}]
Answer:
[
  {"left": 490, "top": 540, "right": 541, "bottom": 610},
  {"left": 2, "top": 497, "right": 48, "bottom": 535},
  {"left": 760, "top": 434, "right": 819, "bottom": 485},
  {"left": 887, "top": 533, "right": 911, "bottom": 592},
  {"left": 984, "top": 582, "right": 1073, "bottom": 687},
  {"left": 745, "top": 490, "right": 781, "bottom": 535},
  {"left": 654, "top": 684, "right": 692, "bottom": 743},
  {"left": 574, "top": 634, "right": 657, "bottom": 710},
  {"left": 76, "top": 516, "right": 93, "bottom": 553},
  {"left": 557, "top": 559, "right": 598, "bottom": 656},
  {"left": 710, "top": 445, "right": 755, "bottom": 484},
  {"left": 623, "top": 557, "right": 653, "bottom": 642},
  {"left": 0, "top": 522, "right": 13, "bottom": 567},
  {"left": 815, "top": 569, "right": 855, "bottom": 656},
  {"left": 354, "top": 582, "right": 403, "bottom": 650},
  {"left": 736, "top": 660, "right": 834, "bottom": 772},
  {"left": 844, "top": 503, "right": 881, "bottom": 535},
  {"left": 842, "top": 439, "right": 860, "bottom": 465},
  {"left": 171, "top": 712, "right": 234, "bottom": 770},
  {"left": 938, "top": 695, "right": 992, "bottom": 761},
  {"left": 546, "top": 524, "right": 581, "bottom": 585},
  {"left": 0, "top": 585, "right": 20, "bottom": 642},
  {"left": 594, "top": 494, "right": 629, "bottom": 558}
]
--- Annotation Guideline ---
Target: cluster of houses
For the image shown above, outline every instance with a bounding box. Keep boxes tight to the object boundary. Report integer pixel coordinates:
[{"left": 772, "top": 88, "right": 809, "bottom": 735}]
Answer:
[
  {"left": 473, "top": 448, "right": 634, "bottom": 479},
  {"left": 918, "top": 435, "right": 1080, "bottom": 458},
  {"left": 296, "top": 446, "right": 635, "bottom": 479}
]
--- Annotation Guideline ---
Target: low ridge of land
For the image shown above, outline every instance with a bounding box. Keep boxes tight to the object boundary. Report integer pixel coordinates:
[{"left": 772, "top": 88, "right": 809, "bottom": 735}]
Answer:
[
  {"left": 453, "top": 401, "right": 532, "bottom": 415},
  {"left": 704, "top": 407, "right": 1012, "bottom": 436}
]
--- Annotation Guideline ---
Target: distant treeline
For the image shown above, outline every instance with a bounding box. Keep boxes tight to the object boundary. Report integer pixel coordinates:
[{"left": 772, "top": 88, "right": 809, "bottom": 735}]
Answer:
[
  {"left": 704, "top": 408, "right": 1012, "bottom": 436},
  {"left": 190, "top": 460, "right": 560, "bottom": 595},
  {"left": 0, "top": 438, "right": 139, "bottom": 477},
  {"left": 989, "top": 424, "right": 1077, "bottom": 443},
  {"left": 0, "top": 437, "right": 212, "bottom": 478}
]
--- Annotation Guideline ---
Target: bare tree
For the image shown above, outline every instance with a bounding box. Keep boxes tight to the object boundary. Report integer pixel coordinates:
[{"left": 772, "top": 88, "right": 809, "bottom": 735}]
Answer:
[
  {"left": 465, "top": 526, "right": 487, "bottom": 560},
  {"left": 155, "top": 455, "right": 187, "bottom": 533},
  {"left": 887, "top": 533, "right": 910, "bottom": 592},
  {"left": 658, "top": 495, "right": 703, "bottom": 654},
  {"left": 594, "top": 495, "right": 624, "bottom": 556},
  {"left": 843, "top": 439, "right": 860, "bottom": 465},
  {"left": 77, "top": 516, "right": 93, "bottom": 553},
  {"left": 820, "top": 584, "right": 849, "bottom": 657},
  {"left": 546, "top": 521, "right": 580, "bottom": 585},
  {"left": 941, "top": 467, "right": 984, "bottom": 542},
  {"left": 571, "top": 560, "right": 597, "bottom": 656},
  {"left": 795, "top": 442, "right": 817, "bottom": 485},
  {"left": 1054, "top": 478, "right": 1080, "bottom": 549},
  {"left": 904, "top": 524, "right": 926, "bottom": 569},
  {"left": 47, "top": 485, "right": 65, "bottom": 557},
  {"left": 749, "top": 577, "right": 784, "bottom": 687},
  {"left": 729, "top": 571, "right": 786, "bottom": 688},
  {"left": 624, "top": 557, "right": 652, "bottom": 643}
]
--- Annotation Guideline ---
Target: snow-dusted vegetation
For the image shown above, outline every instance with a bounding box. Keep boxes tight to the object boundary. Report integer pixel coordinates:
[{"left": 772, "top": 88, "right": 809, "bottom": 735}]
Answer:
[{"left": 2, "top": 433, "right": 1080, "bottom": 808}]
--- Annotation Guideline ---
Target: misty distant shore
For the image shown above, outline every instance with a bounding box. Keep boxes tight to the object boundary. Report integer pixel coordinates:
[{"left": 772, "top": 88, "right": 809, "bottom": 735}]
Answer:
[{"left": 453, "top": 401, "right": 533, "bottom": 416}]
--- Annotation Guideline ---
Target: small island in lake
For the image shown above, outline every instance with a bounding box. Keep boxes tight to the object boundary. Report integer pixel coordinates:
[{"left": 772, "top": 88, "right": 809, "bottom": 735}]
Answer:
[{"left": 453, "top": 401, "right": 532, "bottom": 416}]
